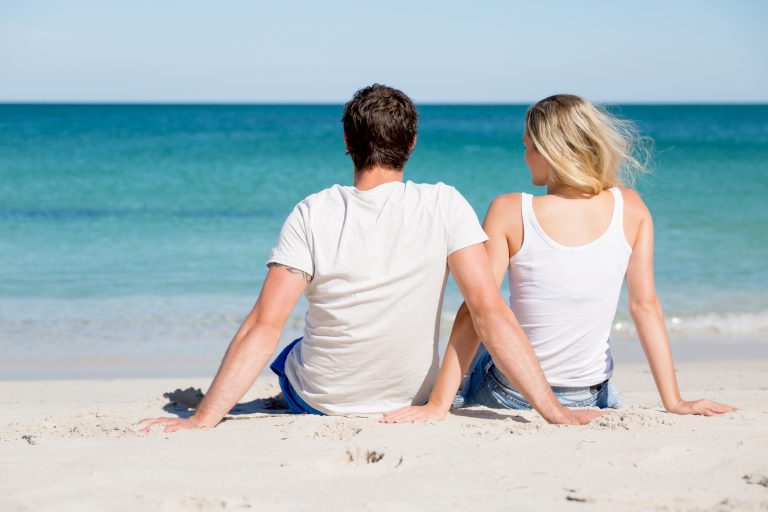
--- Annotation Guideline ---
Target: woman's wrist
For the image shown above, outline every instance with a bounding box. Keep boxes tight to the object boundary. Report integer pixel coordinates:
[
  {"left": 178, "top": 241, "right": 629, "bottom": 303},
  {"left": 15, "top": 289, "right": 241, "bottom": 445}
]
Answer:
[
  {"left": 664, "top": 397, "right": 685, "bottom": 413},
  {"left": 425, "top": 401, "right": 449, "bottom": 420},
  {"left": 426, "top": 397, "right": 452, "bottom": 414}
]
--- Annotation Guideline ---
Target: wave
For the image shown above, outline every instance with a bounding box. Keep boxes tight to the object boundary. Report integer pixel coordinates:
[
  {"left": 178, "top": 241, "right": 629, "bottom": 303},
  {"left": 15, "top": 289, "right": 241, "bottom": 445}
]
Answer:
[
  {"left": 613, "top": 311, "right": 768, "bottom": 336},
  {"left": 9, "top": 309, "right": 766, "bottom": 338},
  {"left": 2, "top": 300, "right": 766, "bottom": 358},
  {"left": 438, "top": 310, "right": 768, "bottom": 337}
]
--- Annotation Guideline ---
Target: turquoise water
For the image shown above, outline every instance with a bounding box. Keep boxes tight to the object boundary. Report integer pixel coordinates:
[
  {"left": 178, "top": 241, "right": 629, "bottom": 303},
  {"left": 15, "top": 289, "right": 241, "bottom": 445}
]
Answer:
[{"left": 1, "top": 104, "right": 767, "bottom": 362}]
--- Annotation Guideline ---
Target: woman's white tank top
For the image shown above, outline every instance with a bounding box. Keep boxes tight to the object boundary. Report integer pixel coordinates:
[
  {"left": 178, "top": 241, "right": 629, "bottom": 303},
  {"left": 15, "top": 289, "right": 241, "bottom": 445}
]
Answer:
[{"left": 506, "top": 187, "right": 632, "bottom": 387}]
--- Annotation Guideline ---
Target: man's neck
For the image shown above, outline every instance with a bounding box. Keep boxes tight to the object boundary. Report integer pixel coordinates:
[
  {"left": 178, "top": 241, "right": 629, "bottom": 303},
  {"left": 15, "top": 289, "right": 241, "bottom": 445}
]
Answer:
[{"left": 353, "top": 165, "right": 404, "bottom": 191}]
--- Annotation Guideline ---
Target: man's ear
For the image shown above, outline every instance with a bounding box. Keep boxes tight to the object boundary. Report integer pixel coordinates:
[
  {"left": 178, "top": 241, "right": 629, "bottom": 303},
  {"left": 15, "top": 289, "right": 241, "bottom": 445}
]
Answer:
[
  {"left": 344, "top": 132, "right": 350, "bottom": 153},
  {"left": 409, "top": 135, "right": 417, "bottom": 153}
]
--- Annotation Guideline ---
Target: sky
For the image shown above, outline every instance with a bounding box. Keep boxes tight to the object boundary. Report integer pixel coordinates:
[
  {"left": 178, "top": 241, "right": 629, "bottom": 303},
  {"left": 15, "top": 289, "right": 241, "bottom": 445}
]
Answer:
[{"left": 1, "top": 0, "right": 767, "bottom": 103}]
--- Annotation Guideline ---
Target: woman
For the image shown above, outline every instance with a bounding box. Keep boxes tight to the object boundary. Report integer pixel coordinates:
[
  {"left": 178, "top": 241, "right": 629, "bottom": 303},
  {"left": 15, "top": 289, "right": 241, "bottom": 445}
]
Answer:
[{"left": 383, "top": 95, "right": 734, "bottom": 422}]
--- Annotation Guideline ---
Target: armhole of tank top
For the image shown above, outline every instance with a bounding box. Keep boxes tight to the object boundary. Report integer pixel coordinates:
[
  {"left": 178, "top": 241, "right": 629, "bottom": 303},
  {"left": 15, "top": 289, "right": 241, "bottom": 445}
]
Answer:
[
  {"left": 610, "top": 187, "right": 633, "bottom": 254},
  {"left": 510, "top": 193, "right": 532, "bottom": 262}
]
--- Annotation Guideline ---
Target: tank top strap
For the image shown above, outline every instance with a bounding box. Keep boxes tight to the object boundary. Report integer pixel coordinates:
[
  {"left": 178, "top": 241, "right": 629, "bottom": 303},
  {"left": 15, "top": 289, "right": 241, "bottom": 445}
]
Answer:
[
  {"left": 516, "top": 192, "right": 542, "bottom": 253},
  {"left": 520, "top": 192, "right": 535, "bottom": 231},
  {"left": 608, "top": 187, "right": 631, "bottom": 252},
  {"left": 608, "top": 187, "right": 623, "bottom": 229}
]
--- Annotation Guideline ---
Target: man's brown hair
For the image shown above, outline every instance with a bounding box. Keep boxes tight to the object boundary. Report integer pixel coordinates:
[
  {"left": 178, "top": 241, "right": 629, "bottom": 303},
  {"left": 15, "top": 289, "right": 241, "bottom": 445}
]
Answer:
[{"left": 342, "top": 84, "right": 418, "bottom": 171}]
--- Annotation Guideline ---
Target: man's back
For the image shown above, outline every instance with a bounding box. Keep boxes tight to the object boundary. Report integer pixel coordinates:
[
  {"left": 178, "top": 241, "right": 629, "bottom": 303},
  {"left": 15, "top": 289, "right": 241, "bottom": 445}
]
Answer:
[{"left": 268, "top": 180, "right": 487, "bottom": 413}]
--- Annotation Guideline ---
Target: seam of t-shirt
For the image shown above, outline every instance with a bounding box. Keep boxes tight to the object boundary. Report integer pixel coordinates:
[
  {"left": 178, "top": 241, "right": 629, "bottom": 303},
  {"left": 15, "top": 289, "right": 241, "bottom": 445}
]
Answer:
[
  {"left": 266, "top": 253, "right": 314, "bottom": 277},
  {"left": 439, "top": 184, "right": 488, "bottom": 255},
  {"left": 447, "top": 231, "right": 490, "bottom": 256}
]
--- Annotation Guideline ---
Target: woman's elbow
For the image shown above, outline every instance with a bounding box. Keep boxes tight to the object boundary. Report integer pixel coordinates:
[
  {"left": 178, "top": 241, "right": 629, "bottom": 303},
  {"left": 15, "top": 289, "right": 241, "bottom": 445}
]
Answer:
[{"left": 629, "top": 295, "right": 661, "bottom": 317}]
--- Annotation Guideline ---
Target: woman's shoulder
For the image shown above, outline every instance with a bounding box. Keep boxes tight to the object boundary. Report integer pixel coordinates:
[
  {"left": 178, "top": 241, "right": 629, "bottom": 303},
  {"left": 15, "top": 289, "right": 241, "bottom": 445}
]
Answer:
[
  {"left": 618, "top": 188, "right": 653, "bottom": 247},
  {"left": 618, "top": 188, "right": 651, "bottom": 220},
  {"left": 483, "top": 193, "right": 525, "bottom": 243},
  {"left": 488, "top": 192, "right": 524, "bottom": 211}
]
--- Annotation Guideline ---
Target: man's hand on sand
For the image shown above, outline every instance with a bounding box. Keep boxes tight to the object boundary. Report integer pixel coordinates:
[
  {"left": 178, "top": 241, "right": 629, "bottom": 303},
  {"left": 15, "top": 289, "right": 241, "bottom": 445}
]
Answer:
[
  {"left": 380, "top": 403, "right": 448, "bottom": 423},
  {"left": 551, "top": 408, "right": 604, "bottom": 425},
  {"left": 137, "top": 416, "right": 216, "bottom": 433},
  {"left": 667, "top": 399, "right": 736, "bottom": 416}
]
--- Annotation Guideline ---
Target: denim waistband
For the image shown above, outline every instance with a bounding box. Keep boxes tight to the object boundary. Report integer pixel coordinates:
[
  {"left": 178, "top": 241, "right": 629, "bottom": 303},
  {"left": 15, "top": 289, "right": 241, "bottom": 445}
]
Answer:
[
  {"left": 550, "top": 381, "right": 606, "bottom": 394},
  {"left": 490, "top": 364, "right": 606, "bottom": 395}
]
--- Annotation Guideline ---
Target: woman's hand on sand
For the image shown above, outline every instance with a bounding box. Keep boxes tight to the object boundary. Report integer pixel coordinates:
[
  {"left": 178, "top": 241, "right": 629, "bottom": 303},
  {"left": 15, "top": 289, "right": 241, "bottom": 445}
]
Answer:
[
  {"left": 666, "top": 399, "right": 736, "bottom": 416},
  {"left": 380, "top": 403, "right": 448, "bottom": 423},
  {"left": 136, "top": 415, "right": 217, "bottom": 433}
]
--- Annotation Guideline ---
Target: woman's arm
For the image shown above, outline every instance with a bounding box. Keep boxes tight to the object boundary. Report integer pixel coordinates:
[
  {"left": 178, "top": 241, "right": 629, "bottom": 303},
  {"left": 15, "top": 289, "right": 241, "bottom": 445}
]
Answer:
[{"left": 624, "top": 191, "right": 735, "bottom": 416}]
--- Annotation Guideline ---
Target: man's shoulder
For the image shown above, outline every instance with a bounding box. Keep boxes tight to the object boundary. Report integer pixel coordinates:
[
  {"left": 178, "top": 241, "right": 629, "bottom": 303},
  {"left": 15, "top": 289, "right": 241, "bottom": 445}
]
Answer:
[
  {"left": 404, "top": 181, "right": 465, "bottom": 200},
  {"left": 294, "top": 184, "right": 349, "bottom": 208}
]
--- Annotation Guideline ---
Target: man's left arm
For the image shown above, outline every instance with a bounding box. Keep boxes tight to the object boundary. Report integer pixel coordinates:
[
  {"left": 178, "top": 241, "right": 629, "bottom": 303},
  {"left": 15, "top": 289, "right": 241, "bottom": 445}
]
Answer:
[{"left": 138, "top": 264, "right": 308, "bottom": 433}]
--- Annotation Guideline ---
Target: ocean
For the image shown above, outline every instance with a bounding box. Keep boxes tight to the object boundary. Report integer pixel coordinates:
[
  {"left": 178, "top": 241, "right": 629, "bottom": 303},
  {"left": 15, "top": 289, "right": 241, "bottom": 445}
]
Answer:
[{"left": 1, "top": 104, "right": 767, "bottom": 372}]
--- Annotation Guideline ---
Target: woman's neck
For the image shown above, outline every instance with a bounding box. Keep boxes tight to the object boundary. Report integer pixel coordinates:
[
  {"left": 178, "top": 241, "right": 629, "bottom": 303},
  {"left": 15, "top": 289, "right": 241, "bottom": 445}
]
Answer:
[{"left": 546, "top": 182, "right": 595, "bottom": 199}]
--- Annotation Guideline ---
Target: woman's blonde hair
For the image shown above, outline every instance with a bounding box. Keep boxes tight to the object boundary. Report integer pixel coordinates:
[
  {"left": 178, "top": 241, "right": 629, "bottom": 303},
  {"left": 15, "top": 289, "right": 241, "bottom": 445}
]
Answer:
[{"left": 525, "top": 94, "right": 651, "bottom": 194}]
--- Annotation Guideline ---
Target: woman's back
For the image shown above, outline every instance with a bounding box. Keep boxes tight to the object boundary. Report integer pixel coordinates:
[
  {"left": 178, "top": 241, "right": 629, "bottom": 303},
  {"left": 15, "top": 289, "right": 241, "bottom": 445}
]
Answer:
[
  {"left": 530, "top": 189, "right": 618, "bottom": 246},
  {"left": 504, "top": 187, "right": 632, "bottom": 387},
  {"left": 383, "top": 93, "right": 735, "bottom": 422}
]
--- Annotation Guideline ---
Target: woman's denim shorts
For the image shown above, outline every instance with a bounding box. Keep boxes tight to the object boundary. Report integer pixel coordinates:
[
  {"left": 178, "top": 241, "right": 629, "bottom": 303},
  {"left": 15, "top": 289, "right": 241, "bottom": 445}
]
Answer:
[{"left": 454, "top": 346, "right": 621, "bottom": 410}]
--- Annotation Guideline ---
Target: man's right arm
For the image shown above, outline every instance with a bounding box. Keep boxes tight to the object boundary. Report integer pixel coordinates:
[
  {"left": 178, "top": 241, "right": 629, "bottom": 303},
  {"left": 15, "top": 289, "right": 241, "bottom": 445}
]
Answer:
[{"left": 138, "top": 264, "right": 307, "bottom": 432}]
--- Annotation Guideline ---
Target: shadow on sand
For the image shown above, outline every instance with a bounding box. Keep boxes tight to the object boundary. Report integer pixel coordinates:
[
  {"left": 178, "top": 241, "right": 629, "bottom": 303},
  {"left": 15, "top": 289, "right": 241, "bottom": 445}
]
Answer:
[
  {"left": 161, "top": 387, "right": 290, "bottom": 419},
  {"left": 450, "top": 408, "right": 532, "bottom": 423}
]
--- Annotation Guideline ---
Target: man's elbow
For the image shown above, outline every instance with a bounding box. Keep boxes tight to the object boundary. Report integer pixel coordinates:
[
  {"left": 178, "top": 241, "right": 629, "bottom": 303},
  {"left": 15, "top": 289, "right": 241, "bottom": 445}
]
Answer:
[
  {"left": 233, "top": 321, "right": 282, "bottom": 352},
  {"left": 466, "top": 295, "right": 509, "bottom": 336}
]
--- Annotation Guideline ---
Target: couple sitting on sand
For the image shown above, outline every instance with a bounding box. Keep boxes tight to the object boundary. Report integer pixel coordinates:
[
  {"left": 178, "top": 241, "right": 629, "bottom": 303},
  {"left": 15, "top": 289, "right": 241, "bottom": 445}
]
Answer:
[{"left": 139, "top": 85, "right": 733, "bottom": 433}]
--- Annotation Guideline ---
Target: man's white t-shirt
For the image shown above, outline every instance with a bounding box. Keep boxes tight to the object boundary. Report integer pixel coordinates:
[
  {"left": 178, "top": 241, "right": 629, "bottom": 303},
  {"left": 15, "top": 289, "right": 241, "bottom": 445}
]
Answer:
[{"left": 267, "top": 180, "right": 488, "bottom": 414}]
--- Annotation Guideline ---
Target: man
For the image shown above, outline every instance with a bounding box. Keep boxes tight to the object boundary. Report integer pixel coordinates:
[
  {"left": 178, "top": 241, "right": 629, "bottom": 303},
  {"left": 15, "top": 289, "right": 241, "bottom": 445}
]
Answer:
[{"left": 138, "top": 85, "right": 600, "bottom": 432}]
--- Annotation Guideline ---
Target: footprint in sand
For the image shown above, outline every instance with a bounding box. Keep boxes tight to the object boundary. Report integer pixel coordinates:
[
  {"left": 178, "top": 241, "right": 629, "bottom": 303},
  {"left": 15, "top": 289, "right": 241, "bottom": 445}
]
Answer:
[
  {"left": 280, "top": 417, "right": 364, "bottom": 441},
  {"left": 173, "top": 496, "right": 251, "bottom": 511},
  {"left": 589, "top": 409, "right": 675, "bottom": 431},
  {"left": 311, "top": 421, "right": 363, "bottom": 441},
  {"left": 317, "top": 447, "right": 404, "bottom": 474},
  {"left": 345, "top": 448, "right": 387, "bottom": 465},
  {"left": 743, "top": 473, "right": 768, "bottom": 488}
]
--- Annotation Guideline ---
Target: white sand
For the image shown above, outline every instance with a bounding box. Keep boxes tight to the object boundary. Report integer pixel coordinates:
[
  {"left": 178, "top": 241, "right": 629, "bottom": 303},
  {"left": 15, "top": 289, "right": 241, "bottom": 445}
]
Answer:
[{"left": 2, "top": 360, "right": 767, "bottom": 511}]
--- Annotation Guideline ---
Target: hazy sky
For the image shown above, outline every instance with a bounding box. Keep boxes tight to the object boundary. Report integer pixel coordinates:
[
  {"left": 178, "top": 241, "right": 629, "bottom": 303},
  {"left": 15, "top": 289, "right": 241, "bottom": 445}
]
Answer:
[{"left": 1, "top": 0, "right": 766, "bottom": 103}]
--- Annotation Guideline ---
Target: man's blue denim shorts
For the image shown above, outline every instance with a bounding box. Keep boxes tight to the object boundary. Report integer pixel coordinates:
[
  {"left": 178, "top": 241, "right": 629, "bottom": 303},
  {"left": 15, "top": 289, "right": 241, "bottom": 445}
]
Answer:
[
  {"left": 270, "top": 337, "right": 324, "bottom": 415},
  {"left": 454, "top": 345, "right": 622, "bottom": 410}
]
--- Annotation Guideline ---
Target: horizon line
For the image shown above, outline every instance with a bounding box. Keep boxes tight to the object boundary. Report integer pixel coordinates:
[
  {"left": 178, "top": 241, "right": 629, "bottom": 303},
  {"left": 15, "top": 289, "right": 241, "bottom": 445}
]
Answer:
[{"left": 2, "top": 100, "right": 768, "bottom": 106}]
